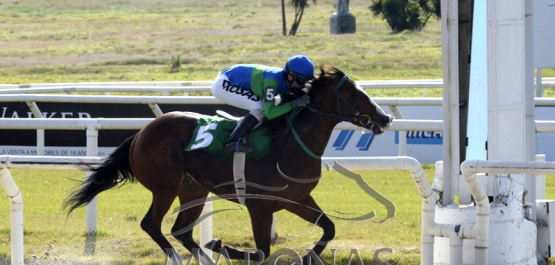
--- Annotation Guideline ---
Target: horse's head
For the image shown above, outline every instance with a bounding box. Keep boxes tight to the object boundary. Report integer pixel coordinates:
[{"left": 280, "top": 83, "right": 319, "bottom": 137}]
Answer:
[{"left": 307, "top": 66, "right": 392, "bottom": 135}]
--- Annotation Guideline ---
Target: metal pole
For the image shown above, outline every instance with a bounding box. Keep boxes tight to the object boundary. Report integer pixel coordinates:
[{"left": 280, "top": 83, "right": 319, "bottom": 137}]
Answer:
[{"left": 440, "top": 0, "right": 460, "bottom": 205}]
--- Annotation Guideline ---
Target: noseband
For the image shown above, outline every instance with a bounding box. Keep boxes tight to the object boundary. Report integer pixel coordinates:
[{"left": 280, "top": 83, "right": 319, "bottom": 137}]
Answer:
[{"left": 307, "top": 74, "right": 376, "bottom": 131}]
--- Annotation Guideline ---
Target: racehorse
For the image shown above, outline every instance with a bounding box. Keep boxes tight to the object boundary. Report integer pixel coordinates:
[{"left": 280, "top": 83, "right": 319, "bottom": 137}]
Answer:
[{"left": 63, "top": 65, "right": 392, "bottom": 264}]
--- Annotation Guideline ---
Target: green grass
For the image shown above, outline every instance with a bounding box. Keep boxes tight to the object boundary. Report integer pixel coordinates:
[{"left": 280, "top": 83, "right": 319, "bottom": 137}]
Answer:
[
  {"left": 0, "top": 167, "right": 437, "bottom": 264},
  {"left": 3, "top": 167, "right": 553, "bottom": 264},
  {"left": 1, "top": 1, "right": 555, "bottom": 263},
  {"left": 6, "top": 168, "right": 554, "bottom": 264},
  {"left": 2, "top": 0, "right": 554, "bottom": 96},
  {"left": 0, "top": 0, "right": 455, "bottom": 84}
]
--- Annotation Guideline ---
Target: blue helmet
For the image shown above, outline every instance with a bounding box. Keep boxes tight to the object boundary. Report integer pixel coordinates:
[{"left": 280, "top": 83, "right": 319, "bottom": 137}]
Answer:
[{"left": 284, "top": 55, "right": 314, "bottom": 81}]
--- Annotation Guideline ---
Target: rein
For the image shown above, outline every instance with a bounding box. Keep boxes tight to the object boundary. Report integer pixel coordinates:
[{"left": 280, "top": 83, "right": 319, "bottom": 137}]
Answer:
[{"left": 286, "top": 107, "right": 321, "bottom": 159}]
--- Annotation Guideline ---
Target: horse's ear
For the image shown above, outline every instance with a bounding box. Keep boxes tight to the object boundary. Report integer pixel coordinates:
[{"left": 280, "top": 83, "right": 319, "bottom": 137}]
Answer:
[{"left": 318, "top": 66, "right": 326, "bottom": 77}]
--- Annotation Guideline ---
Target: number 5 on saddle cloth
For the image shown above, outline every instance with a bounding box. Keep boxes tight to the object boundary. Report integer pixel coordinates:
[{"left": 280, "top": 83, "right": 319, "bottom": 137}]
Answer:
[
  {"left": 185, "top": 112, "right": 274, "bottom": 205},
  {"left": 185, "top": 113, "right": 272, "bottom": 160}
]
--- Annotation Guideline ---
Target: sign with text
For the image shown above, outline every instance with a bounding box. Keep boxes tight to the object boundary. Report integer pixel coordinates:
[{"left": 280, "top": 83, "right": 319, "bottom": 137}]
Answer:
[{"left": 2, "top": 103, "right": 555, "bottom": 164}]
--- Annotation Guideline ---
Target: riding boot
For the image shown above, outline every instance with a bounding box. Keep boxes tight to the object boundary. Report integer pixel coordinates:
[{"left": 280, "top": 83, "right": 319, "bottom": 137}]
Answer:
[{"left": 223, "top": 114, "right": 259, "bottom": 154}]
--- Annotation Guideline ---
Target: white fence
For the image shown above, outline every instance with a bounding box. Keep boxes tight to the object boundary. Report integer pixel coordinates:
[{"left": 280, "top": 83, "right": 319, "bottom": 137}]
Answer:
[
  {"left": 1, "top": 78, "right": 554, "bottom": 95},
  {"left": 2, "top": 94, "right": 555, "bottom": 159}
]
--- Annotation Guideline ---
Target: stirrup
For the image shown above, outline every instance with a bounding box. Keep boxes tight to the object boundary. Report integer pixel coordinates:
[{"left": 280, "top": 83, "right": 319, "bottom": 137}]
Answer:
[{"left": 223, "top": 140, "right": 253, "bottom": 154}]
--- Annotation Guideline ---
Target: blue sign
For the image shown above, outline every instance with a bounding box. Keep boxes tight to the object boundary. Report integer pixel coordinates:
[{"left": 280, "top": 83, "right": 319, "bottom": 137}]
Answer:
[
  {"left": 332, "top": 130, "right": 375, "bottom": 151},
  {"left": 394, "top": 131, "right": 443, "bottom": 145}
]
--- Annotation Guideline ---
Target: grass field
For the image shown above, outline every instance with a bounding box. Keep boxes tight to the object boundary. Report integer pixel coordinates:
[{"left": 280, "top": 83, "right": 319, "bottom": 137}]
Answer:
[
  {"left": 2, "top": 0, "right": 555, "bottom": 264},
  {"left": 1, "top": 0, "right": 554, "bottom": 89},
  {"left": 0, "top": 0, "right": 444, "bottom": 84},
  {"left": 1, "top": 167, "right": 435, "bottom": 264},
  {"left": 2, "top": 167, "right": 555, "bottom": 264}
]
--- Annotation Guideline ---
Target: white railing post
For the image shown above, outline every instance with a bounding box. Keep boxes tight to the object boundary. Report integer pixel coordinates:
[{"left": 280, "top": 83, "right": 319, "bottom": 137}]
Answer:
[
  {"left": 26, "top": 101, "right": 45, "bottom": 156},
  {"left": 398, "top": 132, "right": 407, "bottom": 156},
  {"left": 0, "top": 167, "right": 24, "bottom": 265},
  {"left": 86, "top": 126, "right": 98, "bottom": 235}
]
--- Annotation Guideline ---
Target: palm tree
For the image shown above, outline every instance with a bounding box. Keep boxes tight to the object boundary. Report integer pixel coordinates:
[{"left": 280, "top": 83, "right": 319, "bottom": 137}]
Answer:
[
  {"left": 281, "top": 0, "right": 316, "bottom": 36},
  {"left": 281, "top": 0, "right": 287, "bottom": 36}
]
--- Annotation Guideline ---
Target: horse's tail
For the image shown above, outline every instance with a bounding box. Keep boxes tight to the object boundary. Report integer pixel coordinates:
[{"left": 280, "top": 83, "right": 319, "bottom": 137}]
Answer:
[{"left": 63, "top": 135, "right": 136, "bottom": 215}]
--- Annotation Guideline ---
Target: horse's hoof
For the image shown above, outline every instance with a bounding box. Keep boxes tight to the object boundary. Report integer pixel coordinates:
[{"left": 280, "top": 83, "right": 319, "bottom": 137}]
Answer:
[
  {"left": 302, "top": 255, "right": 322, "bottom": 265},
  {"left": 204, "top": 238, "right": 222, "bottom": 251}
]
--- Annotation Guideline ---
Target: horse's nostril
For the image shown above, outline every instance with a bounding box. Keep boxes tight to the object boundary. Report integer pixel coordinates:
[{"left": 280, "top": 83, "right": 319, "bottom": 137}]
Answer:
[{"left": 382, "top": 116, "right": 392, "bottom": 126}]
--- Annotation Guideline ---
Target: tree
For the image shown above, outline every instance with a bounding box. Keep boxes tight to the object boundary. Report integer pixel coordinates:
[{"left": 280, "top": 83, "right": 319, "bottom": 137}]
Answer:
[
  {"left": 369, "top": 0, "right": 440, "bottom": 33},
  {"left": 282, "top": 0, "right": 316, "bottom": 36}
]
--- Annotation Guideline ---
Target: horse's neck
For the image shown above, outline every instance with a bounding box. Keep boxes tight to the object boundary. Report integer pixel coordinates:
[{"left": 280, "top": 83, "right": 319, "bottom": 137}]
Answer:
[{"left": 290, "top": 109, "right": 339, "bottom": 157}]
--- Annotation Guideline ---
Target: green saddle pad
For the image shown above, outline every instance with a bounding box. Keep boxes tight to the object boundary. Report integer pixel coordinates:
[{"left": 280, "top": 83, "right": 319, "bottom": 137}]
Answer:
[{"left": 184, "top": 114, "right": 271, "bottom": 160}]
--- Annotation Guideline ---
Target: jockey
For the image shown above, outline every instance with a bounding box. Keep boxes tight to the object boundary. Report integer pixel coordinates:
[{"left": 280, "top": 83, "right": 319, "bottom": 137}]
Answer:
[{"left": 211, "top": 55, "right": 315, "bottom": 154}]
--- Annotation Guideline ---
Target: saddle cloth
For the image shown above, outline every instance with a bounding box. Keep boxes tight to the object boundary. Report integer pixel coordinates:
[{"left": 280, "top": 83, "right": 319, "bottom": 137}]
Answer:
[{"left": 184, "top": 114, "right": 271, "bottom": 160}]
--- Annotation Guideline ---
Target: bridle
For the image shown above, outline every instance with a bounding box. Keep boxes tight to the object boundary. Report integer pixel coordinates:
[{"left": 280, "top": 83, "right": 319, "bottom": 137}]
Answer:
[
  {"left": 306, "top": 74, "right": 377, "bottom": 131},
  {"left": 280, "top": 73, "right": 381, "bottom": 159}
]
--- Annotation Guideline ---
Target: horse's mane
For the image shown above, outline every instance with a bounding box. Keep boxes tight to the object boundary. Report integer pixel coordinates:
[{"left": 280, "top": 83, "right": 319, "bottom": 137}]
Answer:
[
  {"left": 307, "top": 65, "right": 345, "bottom": 98},
  {"left": 279, "top": 65, "right": 344, "bottom": 104}
]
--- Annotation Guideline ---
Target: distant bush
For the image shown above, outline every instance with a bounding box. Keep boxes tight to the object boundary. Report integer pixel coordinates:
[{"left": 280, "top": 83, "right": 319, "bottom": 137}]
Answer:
[
  {"left": 170, "top": 54, "right": 181, "bottom": 73},
  {"left": 369, "top": 0, "right": 440, "bottom": 33}
]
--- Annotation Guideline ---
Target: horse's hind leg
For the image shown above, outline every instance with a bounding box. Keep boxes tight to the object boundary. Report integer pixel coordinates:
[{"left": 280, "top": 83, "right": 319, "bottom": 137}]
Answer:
[
  {"left": 141, "top": 193, "right": 182, "bottom": 265},
  {"left": 170, "top": 181, "right": 213, "bottom": 263},
  {"left": 285, "top": 195, "right": 335, "bottom": 263}
]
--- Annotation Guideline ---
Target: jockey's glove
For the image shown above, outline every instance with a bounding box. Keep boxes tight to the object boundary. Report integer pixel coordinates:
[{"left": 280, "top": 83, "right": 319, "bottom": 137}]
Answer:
[{"left": 290, "top": 95, "right": 311, "bottom": 108}]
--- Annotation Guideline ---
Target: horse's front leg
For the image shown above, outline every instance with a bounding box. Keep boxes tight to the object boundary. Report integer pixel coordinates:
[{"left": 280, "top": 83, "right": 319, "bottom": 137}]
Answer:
[
  {"left": 285, "top": 195, "right": 335, "bottom": 264},
  {"left": 204, "top": 208, "right": 272, "bottom": 263},
  {"left": 248, "top": 209, "right": 273, "bottom": 260}
]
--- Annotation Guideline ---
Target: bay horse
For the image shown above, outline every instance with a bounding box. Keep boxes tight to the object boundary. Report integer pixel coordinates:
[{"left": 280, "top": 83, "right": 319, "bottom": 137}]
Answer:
[{"left": 63, "top": 65, "right": 392, "bottom": 264}]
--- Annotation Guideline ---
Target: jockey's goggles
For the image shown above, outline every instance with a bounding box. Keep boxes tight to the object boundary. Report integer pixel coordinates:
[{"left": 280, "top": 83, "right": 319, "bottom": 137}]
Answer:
[{"left": 292, "top": 76, "right": 310, "bottom": 86}]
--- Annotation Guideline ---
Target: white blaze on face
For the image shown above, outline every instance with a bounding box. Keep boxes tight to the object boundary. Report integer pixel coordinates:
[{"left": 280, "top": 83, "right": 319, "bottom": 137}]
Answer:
[
  {"left": 356, "top": 83, "right": 387, "bottom": 115},
  {"left": 356, "top": 82, "right": 391, "bottom": 128}
]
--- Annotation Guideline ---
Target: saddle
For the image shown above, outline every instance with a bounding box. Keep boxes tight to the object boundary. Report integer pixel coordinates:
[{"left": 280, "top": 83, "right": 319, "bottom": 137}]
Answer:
[{"left": 184, "top": 111, "right": 272, "bottom": 161}]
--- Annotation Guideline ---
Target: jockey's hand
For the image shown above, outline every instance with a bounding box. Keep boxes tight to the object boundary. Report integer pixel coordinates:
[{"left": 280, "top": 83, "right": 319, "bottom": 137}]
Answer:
[{"left": 290, "top": 95, "right": 310, "bottom": 108}]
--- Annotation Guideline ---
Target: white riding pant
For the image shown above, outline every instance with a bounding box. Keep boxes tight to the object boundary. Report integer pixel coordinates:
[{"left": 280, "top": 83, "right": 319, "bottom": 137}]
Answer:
[{"left": 211, "top": 73, "right": 265, "bottom": 122}]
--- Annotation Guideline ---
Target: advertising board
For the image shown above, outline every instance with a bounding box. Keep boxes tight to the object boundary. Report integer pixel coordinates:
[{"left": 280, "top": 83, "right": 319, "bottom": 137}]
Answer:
[{"left": 2, "top": 102, "right": 554, "bottom": 164}]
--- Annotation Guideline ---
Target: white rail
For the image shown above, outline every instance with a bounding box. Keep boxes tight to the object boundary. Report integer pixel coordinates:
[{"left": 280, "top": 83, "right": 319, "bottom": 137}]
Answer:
[
  {"left": 0, "top": 81, "right": 212, "bottom": 89},
  {"left": 1, "top": 118, "right": 554, "bottom": 133},
  {"left": 0, "top": 118, "right": 441, "bottom": 132},
  {"left": 2, "top": 94, "right": 555, "bottom": 110},
  {"left": 459, "top": 160, "right": 555, "bottom": 265},
  {"left": 1, "top": 78, "right": 554, "bottom": 93},
  {"left": 0, "top": 166, "right": 24, "bottom": 265},
  {"left": 0, "top": 94, "right": 443, "bottom": 106}
]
